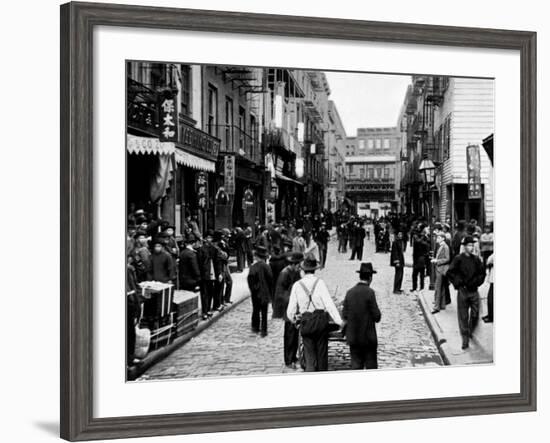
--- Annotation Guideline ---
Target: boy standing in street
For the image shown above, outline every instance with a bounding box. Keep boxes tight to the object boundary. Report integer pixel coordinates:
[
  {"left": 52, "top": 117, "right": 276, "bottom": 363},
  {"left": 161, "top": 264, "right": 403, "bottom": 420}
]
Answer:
[{"left": 446, "top": 236, "right": 486, "bottom": 349}]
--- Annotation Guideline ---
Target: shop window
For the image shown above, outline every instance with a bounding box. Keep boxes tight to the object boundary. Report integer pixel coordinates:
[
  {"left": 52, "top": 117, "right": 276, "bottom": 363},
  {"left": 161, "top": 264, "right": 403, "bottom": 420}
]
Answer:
[
  {"left": 180, "top": 64, "right": 191, "bottom": 117},
  {"left": 375, "top": 138, "right": 381, "bottom": 149}
]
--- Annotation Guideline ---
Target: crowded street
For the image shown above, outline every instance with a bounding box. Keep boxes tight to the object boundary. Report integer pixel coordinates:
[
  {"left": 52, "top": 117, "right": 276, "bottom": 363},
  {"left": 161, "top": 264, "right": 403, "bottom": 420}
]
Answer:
[{"left": 137, "top": 233, "right": 442, "bottom": 381}]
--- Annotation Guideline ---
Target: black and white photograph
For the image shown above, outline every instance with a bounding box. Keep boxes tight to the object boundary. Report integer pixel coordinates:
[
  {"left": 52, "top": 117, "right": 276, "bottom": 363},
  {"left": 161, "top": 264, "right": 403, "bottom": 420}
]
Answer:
[{"left": 126, "top": 61, "right": 494, "bottom": 381}]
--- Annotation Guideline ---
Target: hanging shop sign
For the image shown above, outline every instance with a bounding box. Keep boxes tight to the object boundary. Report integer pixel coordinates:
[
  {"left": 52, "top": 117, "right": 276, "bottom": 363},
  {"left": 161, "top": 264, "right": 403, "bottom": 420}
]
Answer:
[
  {"left": 242, "top": 188, "right": 254, "bottom": 209},
  {"left": 466, "top": 144, "right": 482, "bottom": 199},
  {"left": 224, "top": 155, "right": 236, "bottom": 195},
  {"left": 158, "top": 90, "right": 178, "bottom": 142},
  {"left": 196, "top": 172, "right": 207, "bottom": 209}
]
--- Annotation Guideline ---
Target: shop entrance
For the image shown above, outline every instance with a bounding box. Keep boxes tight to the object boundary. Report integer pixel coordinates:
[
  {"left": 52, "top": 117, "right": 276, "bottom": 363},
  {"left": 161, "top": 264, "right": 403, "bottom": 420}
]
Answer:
[{"left": 453, "top": 184, "right": 484, "bottom": 225}]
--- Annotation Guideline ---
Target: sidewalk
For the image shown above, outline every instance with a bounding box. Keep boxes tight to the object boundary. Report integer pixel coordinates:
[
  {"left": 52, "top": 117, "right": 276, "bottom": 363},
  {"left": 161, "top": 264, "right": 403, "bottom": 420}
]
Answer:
[
  {"left": 403, "top": 247, "right": 493, "bottom": 366},
  {"left": 127, "top": 269, "right": 251, "bottom": 381}
]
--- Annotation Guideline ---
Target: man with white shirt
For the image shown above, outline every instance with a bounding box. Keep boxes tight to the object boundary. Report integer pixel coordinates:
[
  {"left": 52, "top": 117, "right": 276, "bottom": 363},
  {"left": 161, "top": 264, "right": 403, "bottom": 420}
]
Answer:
[{"left": 287, "top": 257, "right": 342, "bottom": 372}]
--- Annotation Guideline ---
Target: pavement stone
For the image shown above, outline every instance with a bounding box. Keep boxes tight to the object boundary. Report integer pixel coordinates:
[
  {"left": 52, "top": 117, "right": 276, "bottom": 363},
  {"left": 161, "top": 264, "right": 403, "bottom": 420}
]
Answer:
[{"left": 138, "top": 234, "right": 443, "bottom": 381}]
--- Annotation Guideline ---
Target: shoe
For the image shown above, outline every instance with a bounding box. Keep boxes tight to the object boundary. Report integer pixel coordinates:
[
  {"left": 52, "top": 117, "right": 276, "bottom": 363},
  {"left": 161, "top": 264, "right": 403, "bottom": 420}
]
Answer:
[
  {"left": 393, "top": 290, "right": 403, "bottom": 294},
  {"left": 251, "top": 328, "right": 260, "bottom": 334},
  {"left": 207, "top": 312, "right": 214, "bottom": 318},
  {"left": 260, "top": 332, "right": 267, "bottom": 337},
  {"left": 226, "top": 300, "right": 233, "bottom": 304},
  {"left": 202, "top": 314, "right": 209, "bottom": 320},
  {"left": 461, "top": 340, "right": 469, "bottom": 350},
  {"left": 482, "top": 316, "right": 493, "bottom": 323},
  {"left": 431, "top": 309, "right": 440, "bottom": 314},
  {"left": 216, "top": 306, "right": 224, "bottom": 312}
]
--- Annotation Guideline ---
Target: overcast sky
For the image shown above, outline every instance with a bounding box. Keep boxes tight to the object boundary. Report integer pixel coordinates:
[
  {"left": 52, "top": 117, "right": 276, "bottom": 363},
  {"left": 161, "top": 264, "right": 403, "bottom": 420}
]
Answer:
[{"left": 325, "top": 71, "right": 411, "bottom": 137}]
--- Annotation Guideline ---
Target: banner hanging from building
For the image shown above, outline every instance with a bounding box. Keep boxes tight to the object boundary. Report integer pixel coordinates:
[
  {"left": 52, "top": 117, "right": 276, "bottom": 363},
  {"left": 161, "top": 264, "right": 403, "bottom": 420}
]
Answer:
[
  {"left": 224, "top": 155, "right": 236, "bottom": 195},
  {"left": 158, "top": 90, "right": 178, "bottom": 142},
  {"left": 466, "top": 144, "right": 482, "bottom": 199}
]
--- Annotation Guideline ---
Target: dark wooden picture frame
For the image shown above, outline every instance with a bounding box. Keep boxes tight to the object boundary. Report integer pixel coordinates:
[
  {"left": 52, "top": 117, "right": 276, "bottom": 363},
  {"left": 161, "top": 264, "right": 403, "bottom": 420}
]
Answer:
[{"left": 60, "top": 2, "right": 537, "bottom": 441}]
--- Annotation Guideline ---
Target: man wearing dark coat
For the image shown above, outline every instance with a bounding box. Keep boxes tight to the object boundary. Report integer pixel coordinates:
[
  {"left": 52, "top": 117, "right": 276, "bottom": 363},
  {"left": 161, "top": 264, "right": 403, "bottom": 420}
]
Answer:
[
  {"left": 342, "top": 263, "right": 382, "bottom": 369},
  {"left": 178, "top": 235, "right": 201, "bottom": 291},
  {"left": 390, "top": 232, "right": 405, "bottom": 294},
  {"left": 269, "top": 247, "right": 287, "bottom": 299},
  {"left": 411, "top": 228, "right": 430, "bottom": 291},
  {"left": 273, "top": 252, "right": 303, "bottom": 368},
  {"left": 349, "top": 222, "right": 365, "bottom": 261},
  {"left": 247, "top": 246, "right": 273, "bottom": 337},
  {"left": 234, "top": 227, "right": 247, "bottom": 272},
  {"left": 197, "top": 230, "right": 220, "bottom": 319},
  {"left": 148, "top": 238, "right": 175, "bottom": 283},
  {"left": 214, "top": 230, "right": 232, "bottom": 308},
  {"left": 446, "top": 236, "right": 486, "bottom": 349},
  {"left": 315, "top": 223, "right": 330, "bottom": 269}
]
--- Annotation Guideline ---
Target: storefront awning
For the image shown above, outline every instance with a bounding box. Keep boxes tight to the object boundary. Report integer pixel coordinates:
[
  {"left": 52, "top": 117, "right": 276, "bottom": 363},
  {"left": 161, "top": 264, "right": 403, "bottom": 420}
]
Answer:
[
  {"left": 127, "top": 134, "right": 175, "bottom": 155},
  {"left": 175, "top": 148, "right": 216, "bottom": 172},
  {"left": 275, "top": 172, "right": 304, "bottom": 186},
  {"left": 127, "top": 135, "right": 215, "bottom": 172}
]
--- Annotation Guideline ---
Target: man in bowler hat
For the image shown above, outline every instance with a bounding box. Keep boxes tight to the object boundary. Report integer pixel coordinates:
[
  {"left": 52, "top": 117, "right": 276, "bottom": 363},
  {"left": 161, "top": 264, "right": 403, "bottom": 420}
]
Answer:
[
  {"left": 247, "top": 246, "right": 273, "bottom": 337},
  {"left": 342, "top": 263, "right": 382, "bottom": 369}
]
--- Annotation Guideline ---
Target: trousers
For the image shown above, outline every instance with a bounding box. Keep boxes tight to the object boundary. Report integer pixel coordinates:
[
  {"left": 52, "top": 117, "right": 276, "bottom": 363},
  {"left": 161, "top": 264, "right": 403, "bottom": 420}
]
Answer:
[
  {"left": 433, "top": 271, "right": 447, "bottom": 310},
  {"left": 393, "top": 266, "right": 404, "bottom": 292},
  {"left": 350, "top": 246, "right": 363, "bottom": 260},
  {"left": 251, "top": 295, "right": 268, "bottom": 334},
  {"left": 200, "top": 280, "right": 216, "bottom": 314},
  {"left": 301, "top": 330, "right": 329, "bottom": 371},
  {"left": 349, "top": 344, "right": 378, "bottom": 369},
  {"left": 219, "top": 267, "right": 233, "bottom": 303},
  {"left": 412, "top": 266, "right": 425, "bottom": 290},
  {"left": 457, "top": 288, "right": 480, "bottom": 342},
  {"left": 486, "top": 283, "right": 494, "bottom": 321},
  {"left": 284, "top": 320, "right": 299, "bottom": 365}
]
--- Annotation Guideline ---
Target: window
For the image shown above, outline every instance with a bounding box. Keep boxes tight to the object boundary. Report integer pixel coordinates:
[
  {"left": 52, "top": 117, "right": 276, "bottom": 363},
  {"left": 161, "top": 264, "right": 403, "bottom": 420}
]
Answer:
[
  {"left": 376, "top": 167, "right": 382, "bottom": 178},
  {"left": 207, "top": 85, "right": 218, "bottom": 136},
  {"left": 238, "top": 106, "right": 246, "bottom": 151},
  {"left": 180, "top": 64, "right": 191, "bottom": 117},
  {"left": 224, "top": 97, "right": 233, "bottom": 148},
  {"left": 348, "top": 164, "right": 353, "bottom": 174},
  {"left": 375, "top": 138, "right": 381, "bottom": 149},
  {"left": 367, "top": 139, "right": 374, "bottom": 149},
  {"left": 368, "top": 167, "right": 374, "bottom": 179},
  {"left": 383, "top": 138, "right": 390, "bottom": 149},
  {"left": 360, "top": 167, "right": 365, "bottom": 179},
  {"left": 384, "top": 167, "right": 390, "bottom": 178},
  {"left": 359, "top": 139, "right": 365, "bottom": 150}
]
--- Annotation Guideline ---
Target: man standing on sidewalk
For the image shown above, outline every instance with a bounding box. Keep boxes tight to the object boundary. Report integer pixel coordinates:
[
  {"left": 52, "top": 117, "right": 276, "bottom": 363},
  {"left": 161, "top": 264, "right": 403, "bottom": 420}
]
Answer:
[
  {"left": 431, "top": 232, "right": 450, "bottom": 313},
  {"left": 446, "top": 236, "right": 486, "bottom": 349},
  {"left": 390, "top": 231, "right": 405, "bottom": 294},
  {"left": 315, "top": 222, "right": 330, "bottom": 269},
  {"left": 247, "top": 246, "right": 273, "bottom": 337}
]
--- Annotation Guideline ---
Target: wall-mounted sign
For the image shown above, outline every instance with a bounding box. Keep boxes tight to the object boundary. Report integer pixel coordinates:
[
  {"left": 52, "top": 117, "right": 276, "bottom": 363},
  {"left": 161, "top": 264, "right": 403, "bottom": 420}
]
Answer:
[
  {"left": 196, "top": 172, "right": 207, "bottom": 209},
  {"left": 242, "top": 188, "right": 254, "bottom": 209},
  {"left": 224, "top": 155, "right": 235, "bottom": 195},
  {"left": 158, "top": 90, "right": 178, "bottom": 142},
  {"left": 466, "top": 144, "right": 482, "bottom": 199}
]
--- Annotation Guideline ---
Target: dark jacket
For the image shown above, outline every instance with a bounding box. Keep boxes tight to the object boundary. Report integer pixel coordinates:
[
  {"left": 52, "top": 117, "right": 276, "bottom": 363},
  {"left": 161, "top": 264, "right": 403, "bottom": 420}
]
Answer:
[
  {"left": 273, "top": 265, "right": 302, "bottom": 319},
  {"left": 350, "top": 226, "right": 365, "bottom": 248},
  {"left": 446, "top": 252, "right": 486, "bottom": 292},
  {"left": 390, "top": 239, "right": 405, "bottom": 267},
  {"left": 342, "top": 282, "right": 381, "bottom": 348},
  {"left": 179, "top": 247, "right": 201, "bottom": 290},
  {"left": 315, "top": 229, "right": 330, "bottom": 248},
  {"left": 412, "top": 234, "right": 430, "bottom": 269},
  {"left": 197, "top": 242, "right": 220, "bottom": 281},
  {"left": 247, "top": 260, "right": 273, "bottom": 304},
  {"left": 269, "top": 253, "right": 287, "bottom": 296},
  {"left": 148, "top": 250, "right": 175, "bottom": 283}
]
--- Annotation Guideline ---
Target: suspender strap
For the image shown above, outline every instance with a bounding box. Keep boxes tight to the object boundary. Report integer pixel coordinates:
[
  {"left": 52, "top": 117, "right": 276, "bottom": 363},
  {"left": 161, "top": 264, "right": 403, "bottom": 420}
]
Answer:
[{"left": 298, "top": 278, "right": 321, "bottom": 311}]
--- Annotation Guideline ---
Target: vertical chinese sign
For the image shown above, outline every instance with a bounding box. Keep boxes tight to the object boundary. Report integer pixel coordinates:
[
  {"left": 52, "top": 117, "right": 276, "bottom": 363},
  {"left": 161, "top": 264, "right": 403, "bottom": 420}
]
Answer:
[
  {"left": 224, "top": 155, "right": 235, "bottom": 195},
  {"left": 196, "top": 172, "right": 207, "bottom": 210},
  {"left": 159, "top": 90, "right": 178, "bottom": 142},
  {"left": 466, "top": 144, "right": 482, "bottom": 199}
]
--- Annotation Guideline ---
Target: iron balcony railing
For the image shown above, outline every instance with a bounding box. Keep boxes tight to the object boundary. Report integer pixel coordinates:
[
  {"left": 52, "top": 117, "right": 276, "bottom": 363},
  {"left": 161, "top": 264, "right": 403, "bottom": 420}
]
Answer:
[{"left": 214, "top": 124, "right": 262, "bottom": 165}]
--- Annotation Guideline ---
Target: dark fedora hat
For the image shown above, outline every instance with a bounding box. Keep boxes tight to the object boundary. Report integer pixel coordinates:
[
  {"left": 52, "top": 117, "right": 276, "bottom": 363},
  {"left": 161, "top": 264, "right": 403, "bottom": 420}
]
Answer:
[
  {"left": 254, "top": 245, "right": 269, "bottom": 258},
  {"left": 205, "top": 229, "right": 215, "bottom": 238},
  {"left": 286, "top": 251, "right": 304, "bottom": 264},
  {"left": 462, "top": 235, "right": 476, "bottom": 245},
  {"left": 184, "top": 234, "right": 197, "bottom": 244},
  {"left": 356, "top": 262, "right": 377, "bottom": 274},
  {"left": 133, "top": 230, "right": 147, "bottom": 239},
  {"left": 301, "top": 256, "right": 320, "bottom": 271}
]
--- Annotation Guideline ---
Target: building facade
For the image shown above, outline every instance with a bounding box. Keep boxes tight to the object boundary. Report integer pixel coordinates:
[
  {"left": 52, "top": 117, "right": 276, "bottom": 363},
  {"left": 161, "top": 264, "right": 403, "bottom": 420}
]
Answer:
[
  {"left": 326, "top": 101, "right": 347, "bottom": 211},
  {"left": 400, "top": 75, "right": 495, "bottom": 226},
  {"left": 344, "top": 127, "right": 402, "bottom": 218}
]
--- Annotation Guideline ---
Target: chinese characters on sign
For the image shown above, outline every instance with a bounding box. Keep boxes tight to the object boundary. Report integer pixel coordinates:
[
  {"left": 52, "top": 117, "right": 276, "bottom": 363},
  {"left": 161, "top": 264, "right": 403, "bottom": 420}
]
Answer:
[
  {"left": 158, "top": 90, "right": 178, "bottom": 142},
  {"left": 196, "top": 172, "right": 207, "bottom": 209},
  {"left": 467, "top": 144, "right": 482, "bottom": 199},
  {"left": 224, "top": 155, "right": 235, "bottom": 195}
]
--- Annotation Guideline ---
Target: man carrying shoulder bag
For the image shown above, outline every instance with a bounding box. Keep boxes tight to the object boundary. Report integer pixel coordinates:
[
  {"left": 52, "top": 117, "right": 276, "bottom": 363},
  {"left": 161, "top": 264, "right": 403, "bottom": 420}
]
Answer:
[{"left": 287, "top": 257, "right": 342, "bottom": 372}]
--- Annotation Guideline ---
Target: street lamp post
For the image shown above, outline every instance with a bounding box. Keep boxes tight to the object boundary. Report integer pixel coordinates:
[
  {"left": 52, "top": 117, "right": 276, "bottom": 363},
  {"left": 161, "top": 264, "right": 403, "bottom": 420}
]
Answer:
[{"left": 419, "top": 157, "right": 436, "bottom": 290}]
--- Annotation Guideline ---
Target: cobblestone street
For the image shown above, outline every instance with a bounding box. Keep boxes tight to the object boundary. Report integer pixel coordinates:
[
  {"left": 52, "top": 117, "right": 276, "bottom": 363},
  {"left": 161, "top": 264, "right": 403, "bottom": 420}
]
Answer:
[{"left": 138, "top": 235, "right": 442, "bottom": 381}]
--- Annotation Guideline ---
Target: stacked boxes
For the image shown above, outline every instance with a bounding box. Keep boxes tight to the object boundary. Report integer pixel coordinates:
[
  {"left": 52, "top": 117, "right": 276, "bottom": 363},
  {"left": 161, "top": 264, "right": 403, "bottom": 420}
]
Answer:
[
  {"left": 172, "top": 290, "right": 200, "bottom": 337},
  {"left": 138, "top": 282, "right": 175, "bottom": 350}
]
